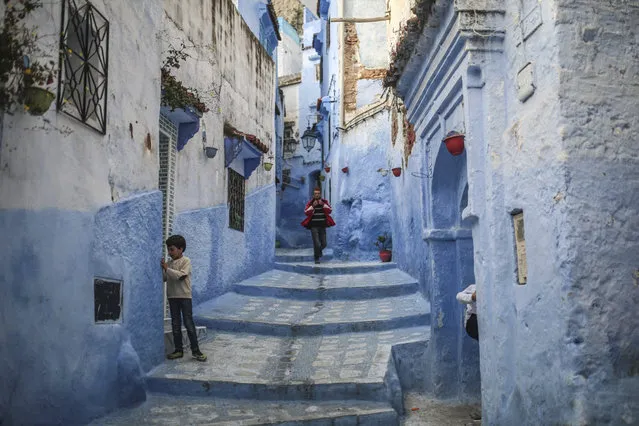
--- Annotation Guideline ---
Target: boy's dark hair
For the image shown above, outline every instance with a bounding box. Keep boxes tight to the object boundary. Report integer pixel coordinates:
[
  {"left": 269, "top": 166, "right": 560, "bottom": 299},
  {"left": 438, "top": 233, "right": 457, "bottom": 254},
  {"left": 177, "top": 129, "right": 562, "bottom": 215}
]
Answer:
[
  {"left": 166, "top": 235, "right": 186, "bottom": 251},
  {"left": 313, "top": 187, "right": 321, "bottom": 192}
]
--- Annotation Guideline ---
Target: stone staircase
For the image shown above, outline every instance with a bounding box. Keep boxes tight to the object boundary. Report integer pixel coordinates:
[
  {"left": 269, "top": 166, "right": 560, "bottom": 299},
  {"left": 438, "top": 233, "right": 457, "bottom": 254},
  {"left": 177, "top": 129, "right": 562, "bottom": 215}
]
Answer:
[{"left": 93, "top": 249, "right": 431, "bottom": 425}]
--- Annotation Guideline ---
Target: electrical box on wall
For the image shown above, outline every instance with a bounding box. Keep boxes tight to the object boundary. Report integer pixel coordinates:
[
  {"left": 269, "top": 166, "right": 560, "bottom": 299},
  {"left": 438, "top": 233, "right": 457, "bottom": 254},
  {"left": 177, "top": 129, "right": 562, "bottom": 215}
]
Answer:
[{"left": 94, "top": 278, "right": 122, "bottom": 323}]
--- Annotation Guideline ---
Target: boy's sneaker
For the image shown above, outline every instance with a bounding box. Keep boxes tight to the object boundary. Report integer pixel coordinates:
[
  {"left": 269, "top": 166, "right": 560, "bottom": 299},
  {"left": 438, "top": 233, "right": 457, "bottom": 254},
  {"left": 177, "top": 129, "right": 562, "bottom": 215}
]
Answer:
[
  {"left": 314, "top": 259, "right": 320, "bottom": 264},
  {"left": 192, "top": 351, "right": 207, "bottom": 362},
  {"left": 167, "top": 350, "right": 183, "bottom": 360}
]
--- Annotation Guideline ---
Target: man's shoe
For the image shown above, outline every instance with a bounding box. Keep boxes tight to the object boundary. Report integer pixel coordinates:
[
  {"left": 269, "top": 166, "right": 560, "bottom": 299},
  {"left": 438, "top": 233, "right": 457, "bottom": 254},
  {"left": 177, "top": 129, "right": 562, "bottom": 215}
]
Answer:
[
  {"left": 314, "top": 259, "right": 320, "bottom": 264},
  {"left": 167, "top": 350, "right": 183, "bottom": 360},
  {"left": 192, "top": 351, "right": 207, "bottom": 362}
]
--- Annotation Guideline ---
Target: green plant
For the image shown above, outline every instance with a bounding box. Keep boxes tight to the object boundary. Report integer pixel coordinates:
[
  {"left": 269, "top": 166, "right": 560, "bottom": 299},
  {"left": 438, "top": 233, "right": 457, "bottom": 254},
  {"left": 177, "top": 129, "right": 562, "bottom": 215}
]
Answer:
[
  {"left": 0, "top": 0, "right": 56, "bottom": 114},
  {"left": 161, "top": 43, "right": 209, "bottom": 114},
  {"left": 374, "top": 233, "right": 392, "bottom": 251}
]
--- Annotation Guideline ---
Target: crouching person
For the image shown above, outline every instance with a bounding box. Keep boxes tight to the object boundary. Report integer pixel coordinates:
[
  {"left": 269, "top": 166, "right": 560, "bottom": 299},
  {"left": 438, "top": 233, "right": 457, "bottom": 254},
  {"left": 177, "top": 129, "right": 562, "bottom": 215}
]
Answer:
[{"left": 456, "top": 284, "right": 478, "bottom": 340}]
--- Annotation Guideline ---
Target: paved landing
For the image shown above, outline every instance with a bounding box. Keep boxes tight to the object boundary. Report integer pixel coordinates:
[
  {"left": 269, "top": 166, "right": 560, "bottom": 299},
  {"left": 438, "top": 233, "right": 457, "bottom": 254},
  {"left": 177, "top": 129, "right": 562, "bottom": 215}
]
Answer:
[
  {"left": 92, "top": 395, "right": 396, "bottom": 426},
  {"left": 148, "top": 328, "right": 428, "bottom": 386}
]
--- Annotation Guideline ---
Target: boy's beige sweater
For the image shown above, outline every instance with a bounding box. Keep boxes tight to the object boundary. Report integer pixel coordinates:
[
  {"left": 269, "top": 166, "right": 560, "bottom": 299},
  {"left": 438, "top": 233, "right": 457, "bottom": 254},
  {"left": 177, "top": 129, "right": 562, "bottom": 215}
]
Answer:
[{"left": 163, "top": 256, "right": 192, "bottom": 298}]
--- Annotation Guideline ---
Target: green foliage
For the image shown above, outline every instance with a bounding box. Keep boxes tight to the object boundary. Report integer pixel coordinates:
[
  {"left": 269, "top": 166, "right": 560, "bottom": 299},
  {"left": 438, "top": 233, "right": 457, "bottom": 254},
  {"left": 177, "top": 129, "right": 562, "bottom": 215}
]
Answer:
[
  {"left": 374, "top": 233, "right": 392, "bottom": 251},
  {"left": 0, "top": 0, "right": 56, "bottom": 113},
  {"left": 161, "top": 42, "right": 209, "bottom": 114},
  {"left": 383, "top": 0, "right": 435, "bottom": 89}
]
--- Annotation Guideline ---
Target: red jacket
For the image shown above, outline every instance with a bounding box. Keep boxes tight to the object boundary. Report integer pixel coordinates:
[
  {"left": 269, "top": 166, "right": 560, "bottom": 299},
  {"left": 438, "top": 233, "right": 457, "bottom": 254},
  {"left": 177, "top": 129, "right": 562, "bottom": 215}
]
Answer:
[{"left": 301, "top": 198, "right": 336, "bottom": 228}]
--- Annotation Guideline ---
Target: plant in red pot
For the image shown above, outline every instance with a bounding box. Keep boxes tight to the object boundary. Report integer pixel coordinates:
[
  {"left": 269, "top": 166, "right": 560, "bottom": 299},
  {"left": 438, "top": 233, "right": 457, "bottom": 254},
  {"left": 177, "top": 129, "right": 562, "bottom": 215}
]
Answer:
[
  {"left": 392, "top": 167, "right": 402, "bottom": 177},
  {"left": 375, "top": 233, "right": 392, "bottom": 262}
]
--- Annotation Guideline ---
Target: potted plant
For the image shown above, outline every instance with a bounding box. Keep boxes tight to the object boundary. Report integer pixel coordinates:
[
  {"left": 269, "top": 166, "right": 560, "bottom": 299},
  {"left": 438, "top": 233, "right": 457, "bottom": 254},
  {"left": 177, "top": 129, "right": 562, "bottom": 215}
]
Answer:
[
  {"left": 341, "top": 166, "right": 349, "bottom": 174},
  {"left": 443, "top": 131, "right": 465, "bottom": 156},
  {"left": 0, "top": 1, "right": 57, "bottom": 116},
  {"left": 392, "top": 167, "right": 402, "bottom": 177},
  {"left": 375, "top": 233, "right": 392, "bottom": 262}
]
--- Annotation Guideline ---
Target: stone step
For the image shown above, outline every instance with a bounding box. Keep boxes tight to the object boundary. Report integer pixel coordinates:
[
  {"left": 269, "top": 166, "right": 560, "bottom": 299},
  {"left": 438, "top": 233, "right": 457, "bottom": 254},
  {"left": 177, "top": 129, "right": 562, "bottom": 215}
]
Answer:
[
  {"left": 276, "top": 248, "right": 335, "bottom": 263},
  {"left": 233, "top": 269, "right": 419, "bottom": 300},
  {"left": 91, "top": 394, "right": 398, "bottom": 425},
  {"left": 275, "top": 260, "right": 397, "bottom": 275},
  {"left": 145, "top": 329, "right": 429, "bottom": 411},
  {"left": 164, "top": 325, "right": 208, "bottom": 354},
  {"left": 194, "top": 293, "right": 430, "bottom": 336}
]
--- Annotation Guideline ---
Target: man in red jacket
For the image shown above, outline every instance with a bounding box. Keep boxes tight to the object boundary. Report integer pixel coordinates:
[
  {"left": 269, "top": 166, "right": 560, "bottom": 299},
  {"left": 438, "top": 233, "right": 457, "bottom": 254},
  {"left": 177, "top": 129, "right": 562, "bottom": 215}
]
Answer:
[{"left": 301, "top": 187, "right": 336, "bottom": 264}]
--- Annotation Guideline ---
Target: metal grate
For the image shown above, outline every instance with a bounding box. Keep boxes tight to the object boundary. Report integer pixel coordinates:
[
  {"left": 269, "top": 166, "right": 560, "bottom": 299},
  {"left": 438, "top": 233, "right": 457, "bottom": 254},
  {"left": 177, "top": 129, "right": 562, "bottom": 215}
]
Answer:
[
  {"left": 57, "top": 0, "right": 109, "bottom": 134},
  {"left": 228, "top": 168, "right": 245, "bottom": 232},
  {"left": 159, "top": 115, "right": 178, "bottom": 318}
]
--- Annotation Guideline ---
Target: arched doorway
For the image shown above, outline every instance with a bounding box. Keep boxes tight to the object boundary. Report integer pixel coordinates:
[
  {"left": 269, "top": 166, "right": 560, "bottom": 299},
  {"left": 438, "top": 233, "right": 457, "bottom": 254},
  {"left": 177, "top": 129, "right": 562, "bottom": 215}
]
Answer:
[{"left": 427, "top": 140, "right": 480, "bottom": 400}]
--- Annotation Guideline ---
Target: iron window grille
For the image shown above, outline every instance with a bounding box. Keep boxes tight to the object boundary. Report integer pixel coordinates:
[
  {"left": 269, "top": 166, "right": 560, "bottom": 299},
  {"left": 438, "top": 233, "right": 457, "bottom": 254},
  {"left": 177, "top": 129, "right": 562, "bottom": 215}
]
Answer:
[
  {"left": 57, "top": 0, "right": 109, "bottom": 134},
  {"left": 228, "top": 168, "right": 246, "bottom": 232}
]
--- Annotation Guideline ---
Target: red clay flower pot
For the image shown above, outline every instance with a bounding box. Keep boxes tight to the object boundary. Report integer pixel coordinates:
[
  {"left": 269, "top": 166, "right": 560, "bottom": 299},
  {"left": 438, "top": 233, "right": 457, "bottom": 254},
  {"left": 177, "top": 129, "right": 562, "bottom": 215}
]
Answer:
[
  {"left": 443, "top": 131, "right": 465, "bottom": 156},
  {"left": 379, "top": 250, "right": 392, "bottom": 262},
  {"left": 341, "top": 167, "right": 349, "bottom": 173},
  {"left": 392, "top": 167, "right": 402, "bottom": 177}
]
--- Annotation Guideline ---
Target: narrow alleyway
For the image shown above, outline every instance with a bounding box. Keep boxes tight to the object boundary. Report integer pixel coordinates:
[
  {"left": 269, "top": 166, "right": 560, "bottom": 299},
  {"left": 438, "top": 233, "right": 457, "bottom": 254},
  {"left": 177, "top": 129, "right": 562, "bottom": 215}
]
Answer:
[{"left": 92, "top": 250, "right": 433, "bottom": 425}]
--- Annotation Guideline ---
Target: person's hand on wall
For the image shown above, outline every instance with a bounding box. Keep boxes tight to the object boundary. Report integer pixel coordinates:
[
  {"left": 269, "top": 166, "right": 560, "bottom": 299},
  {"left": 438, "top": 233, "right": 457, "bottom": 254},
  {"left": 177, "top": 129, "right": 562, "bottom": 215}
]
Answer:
[
  {"left": 472, "top": 291, "right": 476, "bottom": 301},
  {"left": 160, "top": 258, "right": 168, "bottom": 271}
]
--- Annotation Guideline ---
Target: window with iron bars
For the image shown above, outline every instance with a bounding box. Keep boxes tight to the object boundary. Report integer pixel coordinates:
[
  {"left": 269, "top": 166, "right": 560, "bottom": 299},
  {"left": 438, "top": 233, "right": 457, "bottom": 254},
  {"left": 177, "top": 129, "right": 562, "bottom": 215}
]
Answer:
[
  {"left": 228, "top": 168, "right": 246, "bottom": 232},
  {"left": 57, "top": 0, "right": 109, "bottom": 134},
  {"left": 283, "top": 122, "right": 297, "bottom": 154}
]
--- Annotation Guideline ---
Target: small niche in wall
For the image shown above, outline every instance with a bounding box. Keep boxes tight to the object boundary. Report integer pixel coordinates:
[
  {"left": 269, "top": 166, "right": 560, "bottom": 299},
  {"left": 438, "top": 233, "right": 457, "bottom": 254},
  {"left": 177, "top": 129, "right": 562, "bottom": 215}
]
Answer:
[
  {"left": 512, "top": 210, "right": 528, "bottom": 285},
  {"left": 94, "top": 278, "right": 122, "bottom": 323}
]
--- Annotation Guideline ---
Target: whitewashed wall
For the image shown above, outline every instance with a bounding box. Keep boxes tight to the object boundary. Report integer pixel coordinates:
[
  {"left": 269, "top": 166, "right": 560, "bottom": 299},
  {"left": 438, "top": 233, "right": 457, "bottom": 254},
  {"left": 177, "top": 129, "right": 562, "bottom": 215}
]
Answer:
[
  {"left": 0, "top": 0, "right": 163, "bottom": 211},
  {"left": 164, "top": 0, "right": 276, "bottom": 211}
]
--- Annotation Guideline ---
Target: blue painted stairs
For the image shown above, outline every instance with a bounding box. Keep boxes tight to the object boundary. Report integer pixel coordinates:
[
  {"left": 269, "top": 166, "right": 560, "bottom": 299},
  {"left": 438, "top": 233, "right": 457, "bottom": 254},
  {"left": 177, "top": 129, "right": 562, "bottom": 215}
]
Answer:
[{"left": 92, "top": 250, "right": 430, "bottom": 425}]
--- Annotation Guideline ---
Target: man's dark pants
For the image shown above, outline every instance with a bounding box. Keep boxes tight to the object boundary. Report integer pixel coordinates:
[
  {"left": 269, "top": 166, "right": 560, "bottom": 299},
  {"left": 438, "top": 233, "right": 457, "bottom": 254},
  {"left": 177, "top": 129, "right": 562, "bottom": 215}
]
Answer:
[
  {"left": 168, "top": 298, "right": 200, "bottom": 352},
  {"left": 311, "top": 226, "right": 327, "bottom": 260}
]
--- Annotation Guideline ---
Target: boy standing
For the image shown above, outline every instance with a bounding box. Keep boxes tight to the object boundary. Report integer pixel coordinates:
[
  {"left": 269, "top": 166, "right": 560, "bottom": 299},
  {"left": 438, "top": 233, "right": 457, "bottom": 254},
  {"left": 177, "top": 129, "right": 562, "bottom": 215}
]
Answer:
[{"left": 161, "top": 235, "right": 207, "bottom": 361}]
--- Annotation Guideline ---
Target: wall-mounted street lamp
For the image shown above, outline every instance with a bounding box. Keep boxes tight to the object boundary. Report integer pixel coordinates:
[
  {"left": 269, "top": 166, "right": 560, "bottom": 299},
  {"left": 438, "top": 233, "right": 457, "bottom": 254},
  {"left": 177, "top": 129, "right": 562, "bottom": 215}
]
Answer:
[{"left": 301, "top": 125, "right": 320, "bottom": 152}]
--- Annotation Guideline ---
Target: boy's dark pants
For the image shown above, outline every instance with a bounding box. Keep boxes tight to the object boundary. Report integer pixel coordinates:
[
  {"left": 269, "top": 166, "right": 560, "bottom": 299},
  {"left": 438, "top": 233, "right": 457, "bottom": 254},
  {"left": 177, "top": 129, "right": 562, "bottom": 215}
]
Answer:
[
  {"left": 466, "top": 313, "right": 479, "bottom": 340},
  {"left": 168, "top": 298, "right": 200, "bottom": 352},
  {"left": 311, "top": 226, "right": 327, "bottom": 260}
]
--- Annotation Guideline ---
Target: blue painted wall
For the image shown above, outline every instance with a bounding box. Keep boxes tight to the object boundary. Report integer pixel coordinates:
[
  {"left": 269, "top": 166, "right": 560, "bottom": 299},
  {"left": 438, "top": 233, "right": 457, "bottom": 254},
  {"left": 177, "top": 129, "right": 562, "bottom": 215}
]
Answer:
[
  {"left": 331, "top": 114, "right": 393, "bottom": 261},
  {"left": 393, "top": 0, "right": 639, "bottom": 422},
  {"left": 173, "top": 184, "right": 276, "bottom": 302},
  {"left": 0, "top": 191, "right": 164, "bottom": 425}
]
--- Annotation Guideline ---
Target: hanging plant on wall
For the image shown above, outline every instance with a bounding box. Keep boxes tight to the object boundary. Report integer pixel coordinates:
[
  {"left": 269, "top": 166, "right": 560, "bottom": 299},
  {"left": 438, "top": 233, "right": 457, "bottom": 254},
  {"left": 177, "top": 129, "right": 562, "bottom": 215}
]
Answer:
[
  {"left": 0, "top": 0, "right": 57, "bottom": 115},
  {"left": 161, "top": 43, "right": 209, "bottom": 115}
]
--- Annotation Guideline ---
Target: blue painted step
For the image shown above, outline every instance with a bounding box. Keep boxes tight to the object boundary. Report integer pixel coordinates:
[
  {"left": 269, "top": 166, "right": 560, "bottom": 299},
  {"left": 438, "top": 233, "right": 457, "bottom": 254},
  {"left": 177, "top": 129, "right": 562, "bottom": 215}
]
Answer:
[
  {"left": 276, "top": 248, "right": 335, "bottom": 263},
  {"left": 233, "top": 269, "right": 419, "bottom": 300},
  {"left": 90, "top": 394, "right": 399, "bottom": 425},
  {"left": 275, "top": 260, "right": 397, "bottom": 275},
  {"left": 194, "top": 293, "right": 430, "bottom": 336}
]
